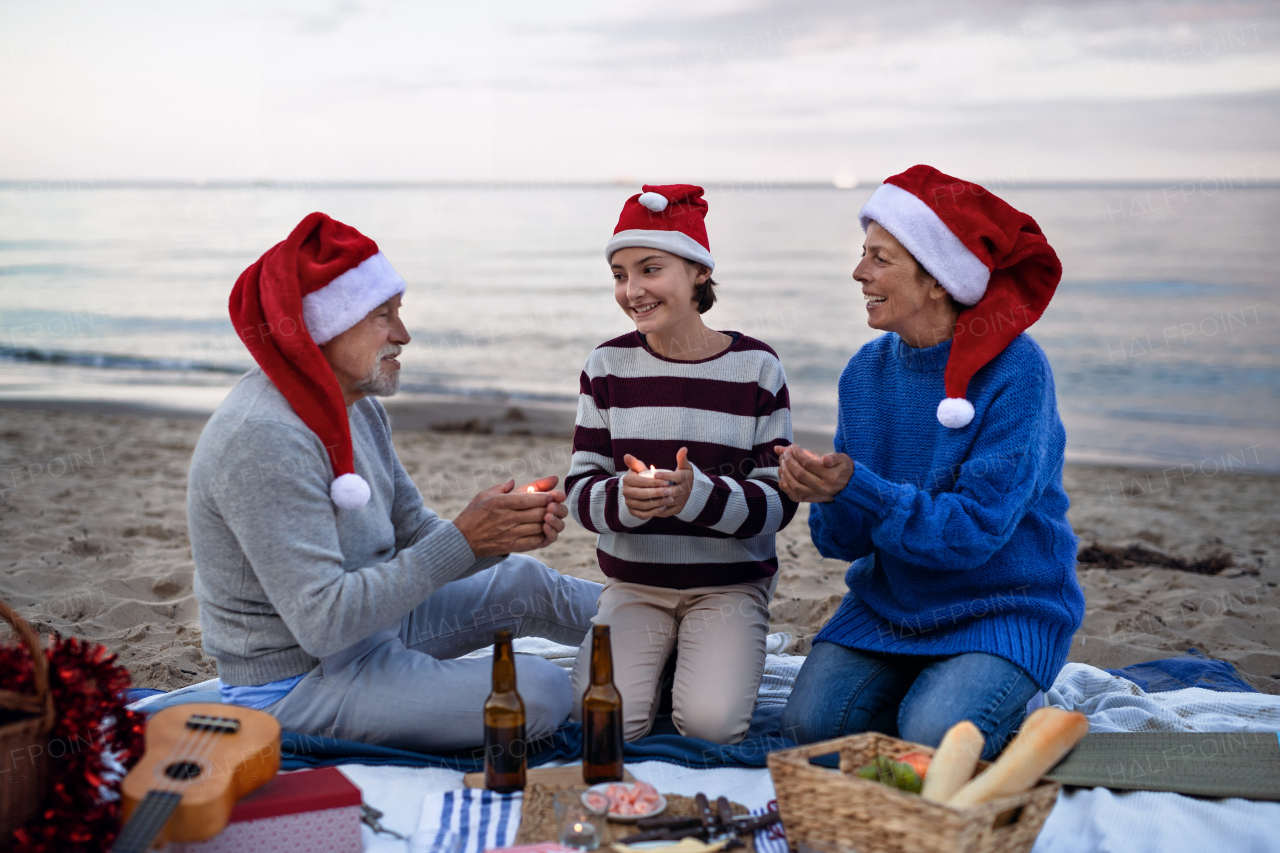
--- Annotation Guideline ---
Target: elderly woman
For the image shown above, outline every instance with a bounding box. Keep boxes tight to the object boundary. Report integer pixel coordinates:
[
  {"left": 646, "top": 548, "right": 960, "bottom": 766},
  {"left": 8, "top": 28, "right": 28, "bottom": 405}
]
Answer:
[{"left": 777, "top": 166, "right": 1085, "bottom": 759}]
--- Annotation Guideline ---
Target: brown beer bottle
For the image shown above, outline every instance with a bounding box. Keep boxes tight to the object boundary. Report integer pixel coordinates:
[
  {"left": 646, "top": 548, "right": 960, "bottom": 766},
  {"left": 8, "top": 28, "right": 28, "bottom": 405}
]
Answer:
[
  {"left": 484, "top": 629, "right": 527, "bottom": 792},
  {"left": 582, "top": 624, "right": 624, "bottom": 784}
]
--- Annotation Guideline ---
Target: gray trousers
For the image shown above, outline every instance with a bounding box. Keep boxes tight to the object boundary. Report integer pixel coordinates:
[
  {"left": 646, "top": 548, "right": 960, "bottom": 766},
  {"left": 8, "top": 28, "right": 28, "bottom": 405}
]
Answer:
[{"left": 267, "top": 555, "right": 601, "bottom": 752}]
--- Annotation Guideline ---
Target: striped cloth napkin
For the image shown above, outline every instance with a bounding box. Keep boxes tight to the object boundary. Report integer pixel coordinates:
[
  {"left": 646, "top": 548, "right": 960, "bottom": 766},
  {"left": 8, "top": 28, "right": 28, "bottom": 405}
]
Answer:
[
  {"left": 750, "top": 802, "right": 788, "bottom": 853},
  {"left": 412, "top": 788, "right": 523, "bottom": 853},
  {"left": 411, "top": 788, "right": 786, "bottom": 853}
]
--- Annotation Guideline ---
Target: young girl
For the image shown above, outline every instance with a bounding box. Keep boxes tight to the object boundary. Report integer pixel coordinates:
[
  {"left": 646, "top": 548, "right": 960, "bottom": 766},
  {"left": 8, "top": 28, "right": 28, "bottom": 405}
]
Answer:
[{"left": 566, "top": 184, "right": 797, "bottom": 744}]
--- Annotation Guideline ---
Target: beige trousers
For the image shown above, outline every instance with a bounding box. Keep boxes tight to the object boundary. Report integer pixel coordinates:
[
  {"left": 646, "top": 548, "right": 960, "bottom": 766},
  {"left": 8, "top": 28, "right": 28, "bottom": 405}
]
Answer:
[{"left": 570, "top": 577, "right": 771, "bottom": 745}]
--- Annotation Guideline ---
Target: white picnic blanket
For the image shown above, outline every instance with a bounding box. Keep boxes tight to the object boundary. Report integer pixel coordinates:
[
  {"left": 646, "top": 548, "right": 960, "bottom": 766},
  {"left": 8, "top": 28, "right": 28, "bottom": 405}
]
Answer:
[
  {"left": 1047, "top": 661, "right": 1280, "bottom": 732},
  {"left": 132, "top": 643, "right": 1280, "bottom": 852},
  {"left": 364, "top": 655, "right": 1280, "bottom": 853},
  {"left": 1030, "top": 662, "right": 1280, "bottom": 853}
]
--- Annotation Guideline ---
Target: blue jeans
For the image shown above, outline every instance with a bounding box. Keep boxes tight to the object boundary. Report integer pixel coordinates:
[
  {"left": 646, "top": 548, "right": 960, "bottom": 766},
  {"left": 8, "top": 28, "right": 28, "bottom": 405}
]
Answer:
[
  {"left": 265, "top": 556, "right": 602, "bottom": 752},
  {"left": 780, "top": 642, "right": 1040, "bottom": 760}
]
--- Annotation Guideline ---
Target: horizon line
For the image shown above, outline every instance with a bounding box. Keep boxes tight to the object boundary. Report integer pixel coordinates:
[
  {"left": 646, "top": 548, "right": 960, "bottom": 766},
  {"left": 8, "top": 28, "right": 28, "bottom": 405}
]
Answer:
[{"left": 3, "top": 177, "right": 1280, "bottom": 192}]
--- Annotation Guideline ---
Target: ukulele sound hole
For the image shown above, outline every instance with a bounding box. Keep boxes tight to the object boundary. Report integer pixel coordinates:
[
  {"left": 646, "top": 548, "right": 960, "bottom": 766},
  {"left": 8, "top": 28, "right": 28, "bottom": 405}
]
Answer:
[{"left": 164, "top": 761, "right": 203, "bottom": 781}]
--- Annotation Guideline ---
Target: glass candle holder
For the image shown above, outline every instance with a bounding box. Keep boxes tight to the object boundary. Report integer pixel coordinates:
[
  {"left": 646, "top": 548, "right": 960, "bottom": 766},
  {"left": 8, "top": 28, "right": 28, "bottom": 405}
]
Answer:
[{"left": 554, "top": 789, "right": 606, "bottom": 850}]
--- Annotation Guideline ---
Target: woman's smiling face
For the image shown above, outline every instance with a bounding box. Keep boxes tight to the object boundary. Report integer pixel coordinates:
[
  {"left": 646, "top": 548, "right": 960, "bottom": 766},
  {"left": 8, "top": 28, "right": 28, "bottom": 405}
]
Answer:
[
  {"left": 611, "top": 247, "right": 705, "bottom": 336},
  {"left": 853, "top": 221, "right": 955, "bottom": 346}
]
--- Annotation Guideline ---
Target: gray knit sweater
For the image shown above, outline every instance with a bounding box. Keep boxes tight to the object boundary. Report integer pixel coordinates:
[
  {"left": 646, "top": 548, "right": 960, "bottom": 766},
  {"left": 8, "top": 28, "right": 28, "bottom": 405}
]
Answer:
[{"left": 188, "top": 368, "right": 498, "bottom": 685}]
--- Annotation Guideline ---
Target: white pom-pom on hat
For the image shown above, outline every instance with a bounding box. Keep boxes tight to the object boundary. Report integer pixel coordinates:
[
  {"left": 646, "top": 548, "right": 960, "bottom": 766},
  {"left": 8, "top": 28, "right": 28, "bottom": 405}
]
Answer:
[
  {"left": 330, "top": 472, "right": 371, "bottom": 509},
  {"left": 937, "top": 397, "right": 975, "bottom": 429},
  {"left": 638, "top": 191, "right": 669, "bottom": 212}
]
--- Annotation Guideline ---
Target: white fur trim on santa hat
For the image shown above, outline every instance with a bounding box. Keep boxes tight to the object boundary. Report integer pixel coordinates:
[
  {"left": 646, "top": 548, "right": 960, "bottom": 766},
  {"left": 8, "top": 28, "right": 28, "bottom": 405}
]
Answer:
[
  {"left": 330, "top": 472, "right": 371, "bottom": 509},
  {"left": 302, "top": 252, "right": 407, "bottom": 345},
  {"left": 937, "top": 397, "right": 975, "bottom": 429},
  {"left": 860, "top": 183, "right": 990, "bottom": 306},
  {"left": 606, "top": 229, "right": 715, "bottom": 271}
]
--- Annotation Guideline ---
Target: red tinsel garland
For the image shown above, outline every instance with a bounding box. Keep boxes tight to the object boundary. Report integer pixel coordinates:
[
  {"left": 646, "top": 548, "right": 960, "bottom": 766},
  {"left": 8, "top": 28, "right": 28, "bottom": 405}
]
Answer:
[{"left": 0, "top": 634, "right": 146, "bottom": 852}]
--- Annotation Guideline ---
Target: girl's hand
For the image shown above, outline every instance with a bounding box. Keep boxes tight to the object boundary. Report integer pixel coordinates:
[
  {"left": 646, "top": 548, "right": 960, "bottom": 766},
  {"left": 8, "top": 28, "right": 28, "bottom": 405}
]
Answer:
[
  {"left": 650, "top": 447, "right": 694, "bottom": 517},
  {"left": 620, "top": 449, "right": 694, "bottom": 519},
  {"left": 775, "top": 446, "right": 854, "bottom": 503}
]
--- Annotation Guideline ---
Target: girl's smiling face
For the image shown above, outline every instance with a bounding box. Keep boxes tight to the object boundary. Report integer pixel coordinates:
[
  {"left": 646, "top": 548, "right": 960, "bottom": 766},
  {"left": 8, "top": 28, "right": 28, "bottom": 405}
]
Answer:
[{"left": 611, "top": 247, "right": 707, "bottom": 336}]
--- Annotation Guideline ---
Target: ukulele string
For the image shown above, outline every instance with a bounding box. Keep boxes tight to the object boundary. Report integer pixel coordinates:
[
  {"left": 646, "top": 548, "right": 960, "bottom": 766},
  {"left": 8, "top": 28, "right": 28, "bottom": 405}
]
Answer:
[
  {"left": 146, "top": 720, "right": 208, "bottom": 792},
  {"left": 182, "top": 714, "right": 251, "bottom": 785},
  {"left": 147, "top": 717, "right": 228, "bottom": 795},
  {"left": 165, "top": 721, "right": 228, "bottom": 792},
  {"left": 120, "top": 713, "right": 248, "bottom": 850},
  {"left": 120, "top": 723, "right": 208, "bottom": 850},
  {"left": 134, "top": 728, "right": 225, "bottom": 848}
]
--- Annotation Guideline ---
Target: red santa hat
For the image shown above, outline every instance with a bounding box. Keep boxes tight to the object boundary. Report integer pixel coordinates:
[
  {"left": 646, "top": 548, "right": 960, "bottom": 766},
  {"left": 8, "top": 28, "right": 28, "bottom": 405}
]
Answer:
[
  {"left": 229, "top": 212, "right": 406, "bottom": 509},
  {"left": 606, "top": 184, "right": 715, "bottom": 270},
  {"left": 858, "top": 165, "right": 1062, "bottom": 429}
]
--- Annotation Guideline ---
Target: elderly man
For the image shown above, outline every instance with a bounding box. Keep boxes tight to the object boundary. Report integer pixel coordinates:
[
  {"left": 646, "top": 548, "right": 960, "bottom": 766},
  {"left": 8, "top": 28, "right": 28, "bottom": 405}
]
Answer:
[{"left": 188, "top": 212, "right": 600, "bottom": 752}]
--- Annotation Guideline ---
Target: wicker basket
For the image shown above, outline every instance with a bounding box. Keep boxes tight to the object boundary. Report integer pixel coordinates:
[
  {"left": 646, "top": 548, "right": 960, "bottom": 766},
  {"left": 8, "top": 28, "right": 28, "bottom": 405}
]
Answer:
[
  {"left": 767, "top": 732, "right": 1059, "bottom": 853},
  {"left": 0, "top": 600, "right": 55, "bottom": 837}
]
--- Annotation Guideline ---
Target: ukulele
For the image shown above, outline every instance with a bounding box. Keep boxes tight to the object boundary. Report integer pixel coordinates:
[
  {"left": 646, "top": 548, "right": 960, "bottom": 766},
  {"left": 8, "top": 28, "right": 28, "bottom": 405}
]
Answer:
[{"left": 111, "top": 702, "right": 281, "bottom": 852}]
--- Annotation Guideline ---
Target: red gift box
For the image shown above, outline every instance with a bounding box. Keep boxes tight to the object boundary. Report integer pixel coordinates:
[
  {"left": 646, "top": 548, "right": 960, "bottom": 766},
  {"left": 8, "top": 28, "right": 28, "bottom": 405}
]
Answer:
[{"left": 171, "top": 767, "right": 363, "bottom": 852}]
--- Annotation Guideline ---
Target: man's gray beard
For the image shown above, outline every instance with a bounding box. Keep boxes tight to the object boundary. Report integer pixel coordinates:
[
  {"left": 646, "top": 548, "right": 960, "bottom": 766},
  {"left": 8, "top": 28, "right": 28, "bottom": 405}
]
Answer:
[{"left": 355, "top": 346, "right": 401, "bottom": 397}]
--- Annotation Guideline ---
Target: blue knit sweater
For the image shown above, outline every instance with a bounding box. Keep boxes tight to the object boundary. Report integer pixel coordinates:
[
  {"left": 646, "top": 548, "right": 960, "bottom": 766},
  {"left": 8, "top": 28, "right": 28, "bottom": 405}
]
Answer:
[{"left": 810, "top": 333, "right": 1085, "bottom": 690}]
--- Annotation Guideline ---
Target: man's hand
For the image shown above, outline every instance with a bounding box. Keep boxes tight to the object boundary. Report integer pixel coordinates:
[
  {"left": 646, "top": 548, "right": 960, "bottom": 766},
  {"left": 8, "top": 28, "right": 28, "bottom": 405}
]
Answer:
[
  {"left": 775, "top": 445, "right": 854, "bottom": 503},
  {"left": 454, "top": 475, "right": 569, "bottom": 557},
  {"left": 620, "top": 448, "right": 695, "bottom": 519}
]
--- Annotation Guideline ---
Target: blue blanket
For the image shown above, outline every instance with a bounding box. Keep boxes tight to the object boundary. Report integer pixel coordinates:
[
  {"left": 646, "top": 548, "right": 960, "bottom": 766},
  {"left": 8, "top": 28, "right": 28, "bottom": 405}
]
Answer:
[
  {"left": 278, "top": 719, "right": 794, "bottom": 773},
  {"left": 1105, "top": 648, "right": 1257, "bottom": 694},
  {"left": 126, "top": 651, "right": 1256, "bottom": 772},
  {"left": 124, "top": 690, "right": 792, "bottom": 771}
]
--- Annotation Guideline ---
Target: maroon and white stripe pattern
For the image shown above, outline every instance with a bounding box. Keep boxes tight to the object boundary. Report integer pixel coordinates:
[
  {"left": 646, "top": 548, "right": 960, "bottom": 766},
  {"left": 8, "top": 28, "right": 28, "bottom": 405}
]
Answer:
[{"left": 566, "top": 332, "right": 798, "bottom": 589}]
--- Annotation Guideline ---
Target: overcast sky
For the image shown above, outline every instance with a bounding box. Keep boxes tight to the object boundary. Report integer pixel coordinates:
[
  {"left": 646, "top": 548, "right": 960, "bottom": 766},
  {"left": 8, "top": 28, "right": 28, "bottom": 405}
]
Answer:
[{"left": 2, "top": 0, "right": 1278, "bottom": 183}]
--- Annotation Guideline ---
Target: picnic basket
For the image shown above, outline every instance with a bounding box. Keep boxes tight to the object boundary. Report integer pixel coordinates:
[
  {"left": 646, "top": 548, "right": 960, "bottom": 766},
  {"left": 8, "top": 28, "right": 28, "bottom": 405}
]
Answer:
[
  {"left": 0, "top": 599, "right": 55, "bottom": 836},
  {"left": 767, "top": 732, "right": 1059, "bottom": 853}
]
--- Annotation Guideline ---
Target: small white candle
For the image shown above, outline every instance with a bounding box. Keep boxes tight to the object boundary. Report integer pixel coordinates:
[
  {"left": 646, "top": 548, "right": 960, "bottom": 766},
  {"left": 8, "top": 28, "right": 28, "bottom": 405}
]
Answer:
[
  {"left": 639, "top": 465, "right": 658, "bottom": 480},
  {"left": 562, "top": 821, "right": 597, "bottom": 849}
]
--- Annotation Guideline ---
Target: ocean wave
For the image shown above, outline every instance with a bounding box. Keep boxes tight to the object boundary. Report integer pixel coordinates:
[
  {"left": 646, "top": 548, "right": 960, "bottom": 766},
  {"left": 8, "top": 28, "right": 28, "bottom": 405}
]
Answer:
[
  {"left": 0, "top": 345, "right": 580, "bottom": 407},
  {"left": 0, "top": 346, "right": 245, "bottom": 374}
]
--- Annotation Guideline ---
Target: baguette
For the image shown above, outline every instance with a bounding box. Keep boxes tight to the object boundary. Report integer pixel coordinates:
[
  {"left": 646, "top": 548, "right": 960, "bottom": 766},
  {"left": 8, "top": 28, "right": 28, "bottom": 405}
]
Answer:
[
  {"left": 920, "top": 721, "right": 985, "bottom": 802},
  {"left": 946, "top": 708, "right": 1088, "bottom": 808}
]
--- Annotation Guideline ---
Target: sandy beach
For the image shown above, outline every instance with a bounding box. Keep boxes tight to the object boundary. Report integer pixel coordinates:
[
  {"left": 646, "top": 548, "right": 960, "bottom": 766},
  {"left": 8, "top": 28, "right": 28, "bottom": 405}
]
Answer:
[{"left": 2, "top": 401, "right": 1277, "bottom": 696}]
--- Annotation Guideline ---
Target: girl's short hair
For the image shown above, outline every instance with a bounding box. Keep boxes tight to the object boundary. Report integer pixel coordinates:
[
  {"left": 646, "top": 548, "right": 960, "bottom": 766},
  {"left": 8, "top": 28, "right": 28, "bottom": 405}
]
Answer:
[
  {"left": 685, "top": 259, "right": 717, "bottom": 313},
  {"left": 694, "top": 276, "right": 717, "bottom": 314}
]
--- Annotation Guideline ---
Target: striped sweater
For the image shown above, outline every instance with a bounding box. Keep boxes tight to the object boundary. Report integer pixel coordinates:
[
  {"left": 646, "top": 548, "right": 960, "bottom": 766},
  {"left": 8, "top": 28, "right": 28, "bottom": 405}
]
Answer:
[{"left": 566, "top": 331, "right": 798, "bottom": 589}]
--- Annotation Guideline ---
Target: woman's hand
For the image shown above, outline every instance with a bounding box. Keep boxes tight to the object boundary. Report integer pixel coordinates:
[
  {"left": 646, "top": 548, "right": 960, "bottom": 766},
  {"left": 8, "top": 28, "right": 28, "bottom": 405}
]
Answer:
[
  {"left": 620, "top": 448, "right": 694, "bottom": 519},
  {"left": 775, "top": 446, "right": 854, "bottom": 503}
]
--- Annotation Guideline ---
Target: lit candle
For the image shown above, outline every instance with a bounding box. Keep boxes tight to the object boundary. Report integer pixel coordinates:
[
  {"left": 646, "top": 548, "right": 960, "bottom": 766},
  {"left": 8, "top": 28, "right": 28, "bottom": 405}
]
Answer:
[
  {"left": 561, "top": 821, "right": 598, "bottom": 849},
  {"left": 526, "top": 486, "right": 537, "bottom": 493},
  {"left": 639, "top": 465, "right": 658, "bottom": 480}
]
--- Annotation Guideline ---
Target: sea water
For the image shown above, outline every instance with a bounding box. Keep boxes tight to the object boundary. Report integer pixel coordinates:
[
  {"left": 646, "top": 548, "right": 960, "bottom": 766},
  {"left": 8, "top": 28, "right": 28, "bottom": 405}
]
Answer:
[{"left": 1, "top": 182, "right": 1276, "bottom": 471}]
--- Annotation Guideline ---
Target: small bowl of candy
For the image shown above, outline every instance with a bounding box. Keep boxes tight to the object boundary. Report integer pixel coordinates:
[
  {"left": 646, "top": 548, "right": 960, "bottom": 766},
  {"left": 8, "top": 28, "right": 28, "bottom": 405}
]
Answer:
[{"left": 583, "top": 781, "right": 666, "bottom": 821}]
